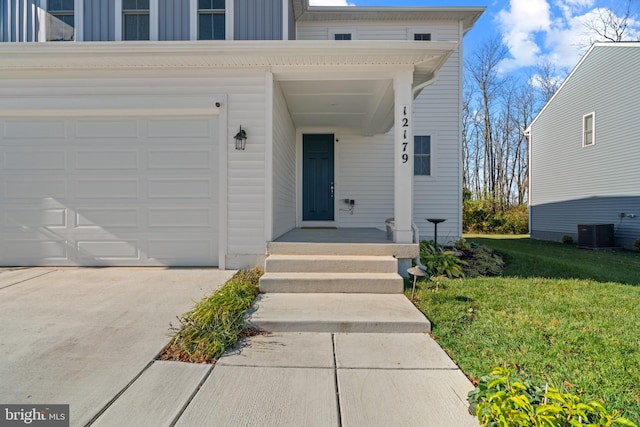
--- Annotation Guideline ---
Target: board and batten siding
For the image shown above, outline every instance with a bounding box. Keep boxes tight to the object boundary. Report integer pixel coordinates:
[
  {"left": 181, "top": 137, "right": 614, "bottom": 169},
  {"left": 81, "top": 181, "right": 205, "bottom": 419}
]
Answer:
[
  {"left": 0, "top": 68, "right": 268, "bottom": 268},
  {"left": 271, "top": 81, "right": 296, "bottom": 239},
  {"left": 234, "top": 0, "right": 282, "bottom": 40},
  {"left": 530, "top": 45, "right": 640, "bottom": 248},
  {"left": 1, "top": 0, "right": 42, "bottom": 42},
  {"left": 83, "top": 0, "right": 115, "bottom": 41},
  {"left": 159, "top": 0, "right": 190, "bottom": 41}
]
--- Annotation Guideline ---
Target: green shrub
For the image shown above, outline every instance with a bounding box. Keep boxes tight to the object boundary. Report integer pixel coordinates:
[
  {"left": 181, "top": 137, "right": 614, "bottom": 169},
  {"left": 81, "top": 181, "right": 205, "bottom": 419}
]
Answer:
[
  {"left": 420, "top": 240, "right": 466, "bottom": 278},
  {"left": 463, "top": 198, "right": 529, "bottom": 234},
  {"left": 469, "top": 366, "right": 637, "bottom": 427},
  {"left": 562, "top": 235, "right": 574, "bottom": 245},
  {"left": 160, "top": 266, "right": 263, "bottom": 363}
]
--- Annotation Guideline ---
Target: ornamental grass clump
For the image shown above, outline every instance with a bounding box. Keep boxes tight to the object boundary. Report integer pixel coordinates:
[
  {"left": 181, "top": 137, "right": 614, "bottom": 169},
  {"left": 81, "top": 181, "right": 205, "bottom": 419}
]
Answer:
[{"left": 160, "top": 266, "right": 263, "bottom": 363}]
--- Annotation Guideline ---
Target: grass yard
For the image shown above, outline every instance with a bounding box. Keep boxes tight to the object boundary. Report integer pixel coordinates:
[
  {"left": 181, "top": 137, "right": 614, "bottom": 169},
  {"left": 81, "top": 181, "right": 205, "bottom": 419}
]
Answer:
[{"left": 409, "top": 236, "right": 640, "bottom": 421}]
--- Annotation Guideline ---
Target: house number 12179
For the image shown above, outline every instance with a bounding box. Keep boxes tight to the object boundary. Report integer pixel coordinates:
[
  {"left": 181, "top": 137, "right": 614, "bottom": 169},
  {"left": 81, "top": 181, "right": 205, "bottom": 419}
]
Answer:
[{"left": 400, "top": 105, "right": 410, "bottom": 164}]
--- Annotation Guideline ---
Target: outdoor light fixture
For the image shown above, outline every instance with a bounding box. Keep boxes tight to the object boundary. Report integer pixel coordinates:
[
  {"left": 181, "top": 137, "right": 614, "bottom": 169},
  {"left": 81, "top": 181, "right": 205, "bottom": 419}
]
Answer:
[{"left": 234, "top": 126, "right": 247, "bottom": 150}]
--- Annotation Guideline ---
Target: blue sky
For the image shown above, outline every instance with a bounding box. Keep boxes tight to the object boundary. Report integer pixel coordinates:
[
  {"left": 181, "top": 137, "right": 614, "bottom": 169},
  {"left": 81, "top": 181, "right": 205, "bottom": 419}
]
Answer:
[{"left": 310, "top": 0, "right": 640, "bottom": 82}]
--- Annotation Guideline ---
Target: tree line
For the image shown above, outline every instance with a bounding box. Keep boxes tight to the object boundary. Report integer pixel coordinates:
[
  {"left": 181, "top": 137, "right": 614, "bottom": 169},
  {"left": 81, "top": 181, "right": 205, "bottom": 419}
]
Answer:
[{"left": 461, "top": 1, "right": 638, "bottom": 233}]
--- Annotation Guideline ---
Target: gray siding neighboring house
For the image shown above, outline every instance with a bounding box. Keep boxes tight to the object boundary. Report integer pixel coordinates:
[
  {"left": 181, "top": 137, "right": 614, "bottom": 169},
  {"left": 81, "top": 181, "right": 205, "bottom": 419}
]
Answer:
[{"left": 527, "top": 42, "right": 640, "bottom": 249}]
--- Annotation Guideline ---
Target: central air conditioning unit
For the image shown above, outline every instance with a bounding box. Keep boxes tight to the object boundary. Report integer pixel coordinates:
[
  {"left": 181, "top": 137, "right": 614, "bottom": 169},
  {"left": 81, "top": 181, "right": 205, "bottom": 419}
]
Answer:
[{"left": 577, "top": 224, "right": 615, "bottom": 249}]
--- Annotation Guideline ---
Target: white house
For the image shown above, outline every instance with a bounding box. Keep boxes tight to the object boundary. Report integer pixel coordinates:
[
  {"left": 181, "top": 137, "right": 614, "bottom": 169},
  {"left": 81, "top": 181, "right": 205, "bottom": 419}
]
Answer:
[
  {"left": 527, "top": 42, "right": 640, "bottom": 249},
  {"left": 0, "top": 0, "right": 484, "bottom": 268}
]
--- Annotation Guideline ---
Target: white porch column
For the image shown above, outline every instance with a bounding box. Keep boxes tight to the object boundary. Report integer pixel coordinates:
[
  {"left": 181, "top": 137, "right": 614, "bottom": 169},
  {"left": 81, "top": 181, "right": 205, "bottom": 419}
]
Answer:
[{"left": 393, "top": 69, "right": 414, "bottom": 243}]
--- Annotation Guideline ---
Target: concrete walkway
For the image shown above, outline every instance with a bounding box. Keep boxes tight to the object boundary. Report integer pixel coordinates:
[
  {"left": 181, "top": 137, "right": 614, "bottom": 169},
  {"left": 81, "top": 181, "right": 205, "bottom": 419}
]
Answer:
[
  {"left": 0, "top": 268, "right": 479, "bottom": 427},
  {"left": 92, "top": 332, "right": 477, "bottom": 427}
]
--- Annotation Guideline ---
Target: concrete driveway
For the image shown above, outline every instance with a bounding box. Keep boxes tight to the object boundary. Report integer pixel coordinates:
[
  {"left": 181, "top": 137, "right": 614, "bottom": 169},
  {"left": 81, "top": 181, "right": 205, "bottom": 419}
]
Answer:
[{"left": 0, "top": 267, "right": 234, "bottom": 427}]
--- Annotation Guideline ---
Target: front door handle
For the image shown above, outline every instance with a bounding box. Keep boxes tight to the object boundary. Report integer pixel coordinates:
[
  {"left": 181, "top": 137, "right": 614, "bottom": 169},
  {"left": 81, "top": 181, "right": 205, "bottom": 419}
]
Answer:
[{"left": 330, "top": 182, "right": 334, "bottom": 198}]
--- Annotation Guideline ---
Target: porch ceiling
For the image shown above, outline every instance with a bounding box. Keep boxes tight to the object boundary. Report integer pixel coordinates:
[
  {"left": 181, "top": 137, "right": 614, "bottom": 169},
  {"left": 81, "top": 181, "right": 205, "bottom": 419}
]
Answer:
[{"left": 279, "top": 79, "right": 394, "bottom": 135}]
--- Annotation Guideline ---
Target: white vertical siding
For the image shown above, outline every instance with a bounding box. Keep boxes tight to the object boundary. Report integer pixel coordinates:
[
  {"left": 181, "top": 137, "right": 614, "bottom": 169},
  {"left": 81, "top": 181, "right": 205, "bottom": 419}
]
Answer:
[
  {"left": 272, "top": 81, "right": 296, "bottom": 238},
  {"left": 336, "top": 133, "right": 394, "bottom": 227},
  {"left": 529, "top": 45, "right": 640, "bottom": 247}
]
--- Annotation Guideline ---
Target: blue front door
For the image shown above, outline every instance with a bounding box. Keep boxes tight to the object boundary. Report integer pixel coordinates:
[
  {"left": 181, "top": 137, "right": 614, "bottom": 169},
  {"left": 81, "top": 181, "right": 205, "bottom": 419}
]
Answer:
[{"left": 303, "top": 134, "right": 334, "bottom": 221}]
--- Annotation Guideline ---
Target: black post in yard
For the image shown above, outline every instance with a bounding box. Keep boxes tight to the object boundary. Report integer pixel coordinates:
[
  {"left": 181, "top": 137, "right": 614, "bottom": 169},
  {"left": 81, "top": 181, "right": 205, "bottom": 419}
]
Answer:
[{"left": 426, "top": 218, "right": 446, "bottom": 253}]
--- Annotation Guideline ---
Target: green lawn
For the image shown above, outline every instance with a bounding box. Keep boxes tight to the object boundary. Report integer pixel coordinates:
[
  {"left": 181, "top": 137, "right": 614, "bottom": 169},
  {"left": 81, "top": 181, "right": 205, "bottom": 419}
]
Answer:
[{"left": 409, "top": 236, "right": 640, "bottom": 421}]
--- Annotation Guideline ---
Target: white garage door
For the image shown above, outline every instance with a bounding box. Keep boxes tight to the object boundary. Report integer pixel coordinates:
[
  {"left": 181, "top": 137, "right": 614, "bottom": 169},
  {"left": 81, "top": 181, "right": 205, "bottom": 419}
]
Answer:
[{"left": 0, "top": 113, "right": 220, "bottom": 266}]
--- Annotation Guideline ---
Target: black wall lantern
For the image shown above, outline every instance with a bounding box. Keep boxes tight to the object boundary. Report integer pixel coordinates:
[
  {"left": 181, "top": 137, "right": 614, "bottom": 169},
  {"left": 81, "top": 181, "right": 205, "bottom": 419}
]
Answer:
[{"left": 234, "top": 126, "right": 247, "bottom": 150}]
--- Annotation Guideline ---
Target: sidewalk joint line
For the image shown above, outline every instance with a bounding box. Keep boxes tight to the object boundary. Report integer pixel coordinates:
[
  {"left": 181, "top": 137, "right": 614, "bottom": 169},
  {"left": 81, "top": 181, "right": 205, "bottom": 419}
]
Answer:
[
  {"left": 0, "top": 269, "right": 57, "bottom": 290},
  {"left": 85, "top": 359, "right": 155, "bottom": 426},
  {"left": 170, "top": 364, "right": 215, "bottom": 427},
  {"left": 332, "top": 333, "right": 343, "bottom": 427}
]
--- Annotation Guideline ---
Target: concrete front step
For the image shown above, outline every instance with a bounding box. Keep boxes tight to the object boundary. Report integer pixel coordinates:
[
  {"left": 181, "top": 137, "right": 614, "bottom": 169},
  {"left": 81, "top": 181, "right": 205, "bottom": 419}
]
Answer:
[
  {"left": 248, "top": 293, "right": 431, "bottom": 333},
  {"left": 259, "top": 272, "right": 403, "bottom": 293},
  {"left": 267, "top": 242, "right": 419, "bottom": 259},
  {"left": 265, "top": 254, "right": 398, "bottom": 274}
]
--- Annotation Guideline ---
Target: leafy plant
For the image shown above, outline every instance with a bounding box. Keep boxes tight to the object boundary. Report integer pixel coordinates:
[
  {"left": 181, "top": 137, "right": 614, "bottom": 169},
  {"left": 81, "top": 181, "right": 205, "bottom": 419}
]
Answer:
[
  {"left": 470, "top": 366, "right": 638, "bottom": 427},
  {"left": 562, "top": 235, "right": 574, "bottom": 245},
  {"left": 160, "top": 266, "right": 263, "bottom": 363},
  {"left": 420, "top": 240, "right": 466, "bottom": 278}
]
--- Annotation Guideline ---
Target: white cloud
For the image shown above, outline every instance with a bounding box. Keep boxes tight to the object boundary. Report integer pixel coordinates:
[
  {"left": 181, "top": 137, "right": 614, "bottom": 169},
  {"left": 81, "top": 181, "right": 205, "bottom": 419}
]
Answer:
[
  {"left": 497, "top": 0, "right": 552, "bottom": 71},
  {"left": 496, "top": 0, "right": 640, "bottom": 73},
  {"left": 309, "top": 0, "right": 355, "bottom": 5}
]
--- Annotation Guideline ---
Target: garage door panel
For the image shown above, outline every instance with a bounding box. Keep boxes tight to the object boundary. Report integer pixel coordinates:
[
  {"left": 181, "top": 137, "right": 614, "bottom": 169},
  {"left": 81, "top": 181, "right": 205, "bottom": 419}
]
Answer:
[
  {"left": 147, "top": 119, "right": 212, "bottom": 138},
  {"left": 75, "top": 151, "right": 139, "bottom": 170},
  {"left": 148, "top": 239, "right": 215, "bottom": 261},
  {"left": 75, "top": 178, "right": 139, "bottom": 199},
  {"left": 4, "top": 179, "right": 67, "bottom": 198},
  {"left": 5, "top": 208, "right": 67, "bottom": 228},
  {"left": 147, "top": 207, "right": 214, "bottom": 228},
  {"left": 4, "top": 150, "right": 67, "bottom": 170},
  {"left": 77, "top": 240, "right": 141, "bottom": 260},
  {"left": 147, "top": 178, "right": 212, "bottom": 199},
  {"left": 3, "top": 239, "right": 70, "bottom": 262},
  {"left": 4, "top": 120, "right": 67, "bottom": 139},
  {"left": 75, "top": 119, "right": 138, "bottom": 139},
  {"left": 75, "top": 208, "right": 139, "bottom": 228},
  {"left": 147, "top": 150, "right": 211, "bottom": 169},
  {"left": 1, "top": 113, "right": 220, "bottom": 267}
]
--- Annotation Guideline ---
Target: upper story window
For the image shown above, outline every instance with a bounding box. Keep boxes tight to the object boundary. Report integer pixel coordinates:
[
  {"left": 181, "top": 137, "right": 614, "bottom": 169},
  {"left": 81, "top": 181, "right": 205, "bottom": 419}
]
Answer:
[
  {"left": 123, "top": 0, "right": 150, "bottom": 41},
  {"left": 414, "top": 33, "right": 431, "bottom": 41},
  {"left": 198, "top": 0, "right": 225, "bottom": 40},
  {"left": 583, "top": 112, "right": 595, "bottom": 147},
  {"left": 334, "top": 33, "right": 352, "bottom": 40},
  {"left": 414, "top": 135, "right": 431, "bottom": 176},
  {"left": 47, "top": 0, "right": 75, "bottom": 41}
]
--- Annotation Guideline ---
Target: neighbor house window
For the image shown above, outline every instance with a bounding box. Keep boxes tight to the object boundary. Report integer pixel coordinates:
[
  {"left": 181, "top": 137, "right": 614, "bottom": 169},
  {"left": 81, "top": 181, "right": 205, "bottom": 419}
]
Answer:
[
  {"left": 123, "top": 0, "right": 150, "bottom": 41},
  {"left": 198, "top": 0, "right": 225, "bottom": 40},
  {"left": 334, "top": 33, "right": 352, "bottom": 40},
  {"left": 583, "top": 112, "right": 595, "bottom": 147},
  {"left": 414, "top": 33, "right": 431, "bottom": 41},
  {"left": 47, "top": 0, "right": 75, "bottom": 41},
  {"left": 414, "top": 135, "right": 431, "bottom": 176}
]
